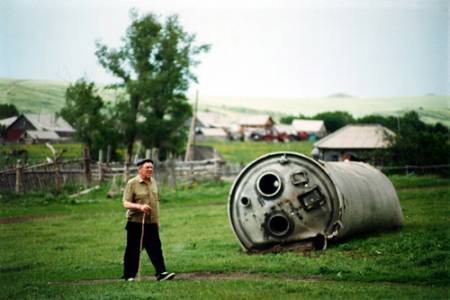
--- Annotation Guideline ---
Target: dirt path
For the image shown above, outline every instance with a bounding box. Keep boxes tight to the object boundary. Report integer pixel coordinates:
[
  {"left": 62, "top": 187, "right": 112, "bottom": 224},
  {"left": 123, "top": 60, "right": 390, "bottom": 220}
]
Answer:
[
  {"left": 47, "top": 271, "right": 426, "bottom": 287},
  {"left": 0, "top": 215, "right": 62, "bottom": 224},
  {"left": 397, "top": 184, "right": 450, "bottom": 192},
  {"left": 48, "top": 272, "right": 325, "bottom": 285}
]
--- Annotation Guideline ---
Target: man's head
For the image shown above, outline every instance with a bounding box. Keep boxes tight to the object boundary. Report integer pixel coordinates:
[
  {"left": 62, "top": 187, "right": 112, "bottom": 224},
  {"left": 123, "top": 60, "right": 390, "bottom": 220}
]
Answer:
[{"left": 136, "top": 159, "right": 154, "bottom": 181}]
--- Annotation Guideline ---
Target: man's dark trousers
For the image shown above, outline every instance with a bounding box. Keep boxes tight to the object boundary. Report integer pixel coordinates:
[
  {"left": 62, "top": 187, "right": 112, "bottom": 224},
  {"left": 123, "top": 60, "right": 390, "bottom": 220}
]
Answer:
[{"left": 123, "top": 221, "right": 166, "bottom": 279}]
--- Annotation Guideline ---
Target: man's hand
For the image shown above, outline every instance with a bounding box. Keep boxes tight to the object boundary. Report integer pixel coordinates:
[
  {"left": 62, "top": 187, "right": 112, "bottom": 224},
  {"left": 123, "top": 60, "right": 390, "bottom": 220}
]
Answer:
[
  {"left": 140, "top": 204, "right": 152, "bottom": 214},
  {"left": 123, "top": 201, "right": 152, "bottom": 214}
]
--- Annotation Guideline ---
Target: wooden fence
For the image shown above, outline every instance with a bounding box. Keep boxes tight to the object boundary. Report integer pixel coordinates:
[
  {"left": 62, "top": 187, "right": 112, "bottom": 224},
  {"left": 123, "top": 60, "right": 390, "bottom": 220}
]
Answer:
[
  {"left": 377, "top": 164, "right": 450, "bottom": 176},
  {"left": 0, "top": 158, "right": 243, "bottom": 193},
  {"left": 2, "top": 156, "right": 448, "bottom": 194}
]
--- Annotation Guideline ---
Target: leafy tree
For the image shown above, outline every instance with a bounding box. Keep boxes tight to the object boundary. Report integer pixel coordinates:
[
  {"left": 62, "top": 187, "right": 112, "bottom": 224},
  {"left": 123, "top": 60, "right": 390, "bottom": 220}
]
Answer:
[
  {"left": 60, "top": 79, "right": 120, "bottom": 159},
  {"left": 312, "top": 111, "right": 354, "bottom": 132},
  {"left": 279, "top": 111, "right": 354, "bottom": 132},
  {"left": 355, "top": 114, "right": 399, "bottom": 131},
  {"left": 354, "top": 111, "right": 449, "bottom": 168},
  {"left": 0, "top": 103, "right": 19, "bottom": 120},
  {"left": 280, "top": 114, "right": 309, "bottom": 125},
  {"left": 95, "top": 10, "right": 209, "bottom": 161},
  {"left": 433, "top": 122, "right": 449, "bottom": 135},
  {"left": 383, "top": 111, "right": 450, "bottom": 167},
  {"left": 359, "top": 111, "right": 449, "bottom": 168}
]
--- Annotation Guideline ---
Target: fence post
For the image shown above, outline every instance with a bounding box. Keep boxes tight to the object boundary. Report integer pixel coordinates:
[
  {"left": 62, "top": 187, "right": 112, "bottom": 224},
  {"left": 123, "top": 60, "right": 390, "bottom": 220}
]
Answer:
[
  {"left": 189, "top": 162, "right": 195, "bottom": 188},
  {"left": 54, "top": 159, "right": 61, "bottom": 192},
  {"left": 84, "top": 146, "right": 91, "bottom": 186},
  {"left": 98, "top": 149, "right": 104, "bottom": 183},
  {"left": 15, "top": 159, "right": 23, "bottom": 193},
  {"left": 123, "top": 153, "right": 130, "bottom": 184},
  {"left": 106, "top": 145, "right": 111, "bottom": 164},
  {"left": 151, "top": 148, "right": 160, "bottom": 180},
  {"left": 145, "top": 149, "right": 151, "bottom": 159},
  {"left": 151, "top": 148, "right": 159, "bottom": 164},
  {"left": 213, "top": 148, "right": 222, "bottom": 181},
  {"left": 107, "top": 174, "right": 120, "bottom": 198},
  {"left": 167, "top": 153, "right": 176, "bottom": 189}
]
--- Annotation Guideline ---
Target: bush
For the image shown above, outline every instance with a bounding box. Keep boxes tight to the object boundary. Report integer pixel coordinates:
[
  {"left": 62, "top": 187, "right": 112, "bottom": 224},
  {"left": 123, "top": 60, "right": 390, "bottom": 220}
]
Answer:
[{"left": 384, "top": 112, "right": 450, "bottom": 167}]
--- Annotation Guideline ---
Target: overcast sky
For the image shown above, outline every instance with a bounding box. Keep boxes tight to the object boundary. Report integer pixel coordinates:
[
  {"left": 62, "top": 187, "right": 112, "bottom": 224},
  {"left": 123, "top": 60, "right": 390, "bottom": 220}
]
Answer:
[{"left": 0, "top": 0, "right": 448, "bottom": 98}]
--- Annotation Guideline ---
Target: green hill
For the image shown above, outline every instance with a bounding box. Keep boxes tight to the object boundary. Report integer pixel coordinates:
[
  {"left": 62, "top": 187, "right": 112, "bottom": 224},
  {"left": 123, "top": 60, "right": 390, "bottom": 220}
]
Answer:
[
  {"left": 0, "top": 78, "right": 119, "bottom": 113},
  {"left": 0, "top": 77, "right": 449, "bottom": 126},
  {"left": 0, "top": 78, "right": 68, "bottom": 113}
]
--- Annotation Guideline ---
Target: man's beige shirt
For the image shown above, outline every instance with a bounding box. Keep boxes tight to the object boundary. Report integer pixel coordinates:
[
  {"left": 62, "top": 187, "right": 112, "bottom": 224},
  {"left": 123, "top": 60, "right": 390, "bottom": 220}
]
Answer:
[{"left": 122, "top": 175, "right": 160, "bottom": 224}]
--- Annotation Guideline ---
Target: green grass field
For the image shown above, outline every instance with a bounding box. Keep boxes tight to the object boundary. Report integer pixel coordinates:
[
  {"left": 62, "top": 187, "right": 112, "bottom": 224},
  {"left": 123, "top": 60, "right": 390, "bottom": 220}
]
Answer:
[
  {"left": 0, "top": 143, "right": 84, "bottom": 169},
  {"left": 199, "top": 94, "right": 450, "bottom": 124},
  {"left": 0, "top": 78, "right": 119, "bottom": 113},
  {"left": 0, "top": 141, "right": 313, "bottom": 168},
  {"left": 0, "top": 174, "right": 449, "bottom": 299},
  {"left": 200, "top": 140, "right": 315, "bottom": 163},
  {"left": 0, "top": 78, "right": 449, "bottom": 298},
  {"left": 0, "top": 78, "right": 68, "bottom": 113}
]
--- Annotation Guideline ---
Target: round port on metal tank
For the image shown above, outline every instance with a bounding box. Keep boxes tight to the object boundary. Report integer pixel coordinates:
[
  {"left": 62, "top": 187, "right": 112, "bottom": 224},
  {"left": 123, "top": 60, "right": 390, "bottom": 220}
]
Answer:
[
  {"left": 256, "top": 172, "right": 282, "bottom": 199},
  {"left": 240, "top": 197, "right": 251, "bottom": 207},
  {"left": 265, "top": 212, "right": 293, "bottom": 238}
]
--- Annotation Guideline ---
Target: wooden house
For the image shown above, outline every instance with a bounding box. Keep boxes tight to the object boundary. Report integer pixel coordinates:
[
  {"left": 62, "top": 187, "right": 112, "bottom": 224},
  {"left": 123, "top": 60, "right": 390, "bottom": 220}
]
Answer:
[
  {"left": 312, "top": 124, "right": 393, "bottom": 162},
  {"left": 0, "top": 114, "right": 75, "bottom": 143},
  {"left": 292, "top": 119, "right": 327, "bottom": 140}
]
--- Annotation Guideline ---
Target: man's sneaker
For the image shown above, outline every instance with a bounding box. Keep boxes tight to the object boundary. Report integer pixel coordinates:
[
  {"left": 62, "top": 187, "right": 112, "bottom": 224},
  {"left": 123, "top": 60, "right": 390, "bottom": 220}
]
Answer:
[
  {"left": 156, "top": 272, "right": 175, "bottom": 281},
  {"left": 126, "top": 277, "right": 135, "bottom": 282}
]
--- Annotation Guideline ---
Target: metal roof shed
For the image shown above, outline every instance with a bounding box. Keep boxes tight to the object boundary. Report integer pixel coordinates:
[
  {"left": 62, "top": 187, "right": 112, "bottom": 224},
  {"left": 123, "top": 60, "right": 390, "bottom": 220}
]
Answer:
[{"left": 312, "top": 124, "right": 393, "bottom": 162}]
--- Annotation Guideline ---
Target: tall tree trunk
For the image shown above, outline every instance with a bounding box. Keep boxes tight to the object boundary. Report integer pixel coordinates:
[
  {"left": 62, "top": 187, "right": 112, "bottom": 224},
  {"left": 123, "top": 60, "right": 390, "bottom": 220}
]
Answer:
[{"left": 126, "top": 94, "right": 140, "bottom": 164}]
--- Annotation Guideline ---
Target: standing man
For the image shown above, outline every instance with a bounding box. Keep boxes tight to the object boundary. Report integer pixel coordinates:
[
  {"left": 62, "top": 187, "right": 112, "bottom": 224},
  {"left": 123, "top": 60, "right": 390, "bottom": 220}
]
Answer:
[{"left": 122, "top": 158, "right": 175, "bottom": 281}]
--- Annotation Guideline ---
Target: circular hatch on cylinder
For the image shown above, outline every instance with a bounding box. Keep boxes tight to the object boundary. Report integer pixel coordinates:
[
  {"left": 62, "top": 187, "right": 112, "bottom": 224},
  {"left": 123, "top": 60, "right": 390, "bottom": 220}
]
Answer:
[{"left": 256, "top": 171, "right": 283, "bottom": 199}]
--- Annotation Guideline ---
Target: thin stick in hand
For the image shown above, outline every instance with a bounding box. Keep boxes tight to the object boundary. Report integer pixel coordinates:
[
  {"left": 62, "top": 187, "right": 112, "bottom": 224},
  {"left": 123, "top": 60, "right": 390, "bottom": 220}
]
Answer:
[{"left": 136, "top": 213, "right": 145, "bottom": 281}]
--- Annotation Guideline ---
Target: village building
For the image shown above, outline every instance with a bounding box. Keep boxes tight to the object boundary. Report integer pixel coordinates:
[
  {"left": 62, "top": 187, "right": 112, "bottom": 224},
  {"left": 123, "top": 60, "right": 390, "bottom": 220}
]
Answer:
[
  {"left": 0, "top": 114, "right": 75, "bottom": 144},
  {"left": 195, "top": 127, "right": 228, "bottom": 142},
  {"left": 312, "top": 124, "right": 393, "bottom": 162},
  {"left": 23, "top": 130, "right": 62, "bottom": 144},
  {"left": 193, "top": 111, "right": 230, "bottom": 141},
  {"left": 0, "top": 116, "right": 18, "bottom": 129},
  {"left": 292, "top": 119, "right": 327, "bottom": 140},
  {"left": 195, "top": 111, "right": 229, "bottom": 128},
  {"left": 190, "top": 144, "right": 224, "bottom": 161},
  {"left": 238, "top": 115, "right": 275, "bottom": 140},
  {"left": 273, "top": 124, "right": 295, "bottom": 142}
]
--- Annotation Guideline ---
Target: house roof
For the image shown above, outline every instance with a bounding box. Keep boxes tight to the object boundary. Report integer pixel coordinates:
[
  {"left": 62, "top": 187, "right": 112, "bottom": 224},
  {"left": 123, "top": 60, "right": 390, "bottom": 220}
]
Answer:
[
  {"left": 198, "top": 127, "right": 228, "bottom": 137},
  {"left": 24, "top": 114, "right": 75, "bottom": 133},
  {"left": 292, "top": 119, "right": 325, "bottom": 132},
  {"left": 239, "top": 115, "right": 273, "bottom": 126},
  {"left": 274, "top": 124, "right": 294, "bottom": 134},
  {"left": 25, "top": 130, "right": 61, "bottom": 140},
  {"left": 314, "top": 124, "right": 393, "bottom": 149},
  {"left": 196, "top": 112, "right": 229, "bottom": 128},
  {"left": 0, "top": 116, "right": 18, "bottom": 127}
]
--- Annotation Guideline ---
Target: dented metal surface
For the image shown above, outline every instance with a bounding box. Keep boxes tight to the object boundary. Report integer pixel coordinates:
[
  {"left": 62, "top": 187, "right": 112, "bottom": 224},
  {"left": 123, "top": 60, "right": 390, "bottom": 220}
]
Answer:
[{"left": 228, "top": 152, "right": 403, "bottom": 252}]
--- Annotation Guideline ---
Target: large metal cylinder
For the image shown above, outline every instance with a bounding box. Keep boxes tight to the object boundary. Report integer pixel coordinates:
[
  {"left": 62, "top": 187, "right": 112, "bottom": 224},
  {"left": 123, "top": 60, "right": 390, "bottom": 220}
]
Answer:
[{"left": 228, "top": 152, "right": 403, "bottom": 252}]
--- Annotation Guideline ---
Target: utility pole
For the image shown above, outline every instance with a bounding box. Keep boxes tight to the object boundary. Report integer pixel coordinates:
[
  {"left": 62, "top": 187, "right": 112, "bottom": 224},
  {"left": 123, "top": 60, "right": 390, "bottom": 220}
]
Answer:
[{"left": 185, "top": 90, "right": 198, "bottom": 161}]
